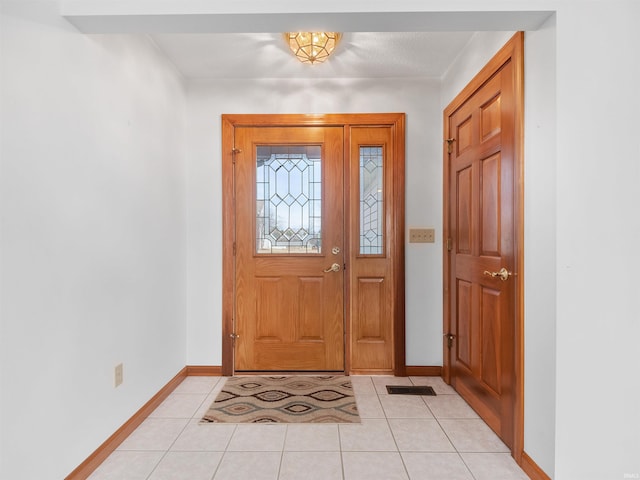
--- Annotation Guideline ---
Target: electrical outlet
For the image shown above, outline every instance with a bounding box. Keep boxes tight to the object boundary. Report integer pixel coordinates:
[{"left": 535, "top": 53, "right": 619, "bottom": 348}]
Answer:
[
  {"left": 409, "top": 228, "right": 435, "bottom": 243},
  {"left": 114, "top": 363, "right": 123, "bottom": 388}
]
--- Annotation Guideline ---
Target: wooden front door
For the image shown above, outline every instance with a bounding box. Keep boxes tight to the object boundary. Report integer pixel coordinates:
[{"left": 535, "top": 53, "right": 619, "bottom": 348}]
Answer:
[
  {"left": 443, "top": 33, "right": 524, "bottom": 451},
  {"left": 234, "top": 126, "right": 345, "bottom": 371},
  {"left": 222, "top": 114, "right": 406, "bottom": 375}
]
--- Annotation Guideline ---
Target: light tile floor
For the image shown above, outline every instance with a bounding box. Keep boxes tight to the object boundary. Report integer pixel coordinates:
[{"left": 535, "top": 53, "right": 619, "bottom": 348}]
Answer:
[{"left": 88, "top": 376, "right": 530, "bottom": 480}]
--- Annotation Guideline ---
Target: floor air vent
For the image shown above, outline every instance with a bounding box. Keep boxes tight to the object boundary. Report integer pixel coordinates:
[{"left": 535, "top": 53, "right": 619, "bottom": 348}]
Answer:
[{"left": 386, "top": 385, "right": 436, "bottom": 396}]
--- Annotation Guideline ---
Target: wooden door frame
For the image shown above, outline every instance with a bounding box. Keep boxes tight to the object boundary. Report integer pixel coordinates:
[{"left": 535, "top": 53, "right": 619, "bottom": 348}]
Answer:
[
  {"left": 221, "top": 113, "right": 406, "bottom": 377},
  {"left": 442, "top": 32, "right": 525, "bottom": 462}
]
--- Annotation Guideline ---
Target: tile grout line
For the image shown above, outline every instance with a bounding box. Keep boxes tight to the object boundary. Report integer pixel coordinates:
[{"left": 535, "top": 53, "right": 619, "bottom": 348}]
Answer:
[
  {"left": 209, "top": 415, "right": 237, "bottom": 479},
  {"left": 277, "top": 425, "right": 289, "bottom": 480},
  {"left": 429, "top": 403, "right": 480, "bottom": 480},
  {"left": 337, "top": 423, "right": 346, "bottom": 480},
  {"left": 388, "top": 378, "right": 461, "bottom": 478},
  {"left": 142, "top": 417, "right": 193, "bottom": 479},
  {"left": 410, "top": 377, "right": 479, "bottom": 480},
  {"left": 106, "top": 380, "right": 214, "bottom": 479},
  {"left": 145, "top": 381, "right": 222, "bottom": 478},
  {"left": 384, "top": 408, "right": 411, "bottom": 479},
  {"left": 164, "top": 376, "right": 226, "bottom": 480},
  {"left": 340, "top": 375, "right": 374, "bottom": 480},
  {"left": 376, "top": 377, "right": 413, "bottom": 479},
  {"left": 457, "top": 452, "right": 481, "bottom": 480}
]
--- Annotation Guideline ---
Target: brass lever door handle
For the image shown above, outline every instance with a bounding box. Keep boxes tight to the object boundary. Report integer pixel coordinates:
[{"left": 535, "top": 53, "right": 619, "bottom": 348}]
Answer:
[
  {"left": 323, "top": 263, "right": 341, "bottom": 273},
  {"left": 483, "top": 267, "right": 513, "bottom": 281}
]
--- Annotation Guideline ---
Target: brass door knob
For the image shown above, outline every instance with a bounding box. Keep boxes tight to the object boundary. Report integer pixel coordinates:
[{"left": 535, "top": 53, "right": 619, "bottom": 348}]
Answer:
[
  {"left": 323, "top": 263, "right": 341, "bottom": 273},
  {"left": 483, "top": 267, "right": 513, "bottom": 281}
]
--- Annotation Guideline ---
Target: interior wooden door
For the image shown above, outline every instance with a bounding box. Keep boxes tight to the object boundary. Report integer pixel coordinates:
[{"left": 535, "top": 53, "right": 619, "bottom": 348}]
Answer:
[
  {"left": 444, "top": 34, "right": 523, "bottom": 450},
  {"left": 233, "top": 126, "right": 345, "bottom": 371}
]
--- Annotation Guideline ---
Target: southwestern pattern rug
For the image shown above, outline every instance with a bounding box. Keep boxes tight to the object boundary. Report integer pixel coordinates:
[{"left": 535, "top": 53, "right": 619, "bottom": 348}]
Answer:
[{"left": 201, "top": 376, "right": 360, "bottom": 423}]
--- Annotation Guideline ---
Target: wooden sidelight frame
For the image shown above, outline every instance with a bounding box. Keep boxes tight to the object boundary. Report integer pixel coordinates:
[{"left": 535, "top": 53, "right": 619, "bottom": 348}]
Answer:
[
  {"left": 221, "top": 113, "right": 406, "bottom": 376},
  {"left": 442, "top": 32, "right": 525, "bottom": 461}
]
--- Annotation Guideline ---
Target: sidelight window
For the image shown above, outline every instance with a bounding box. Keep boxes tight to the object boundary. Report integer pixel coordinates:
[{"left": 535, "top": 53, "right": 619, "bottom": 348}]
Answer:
[{"left": 359, "top": 146, "right": 384, "bottom": 255}]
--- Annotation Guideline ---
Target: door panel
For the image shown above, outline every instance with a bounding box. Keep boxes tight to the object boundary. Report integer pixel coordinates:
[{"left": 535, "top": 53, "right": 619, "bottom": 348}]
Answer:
[
  {"left": 481, "top": 95, "right": 501, "bottom": 141},
  {"left": 255, "top": 277, "right": 282, "bottom": 340},
  {"left": 456, "top": 279, "right": 473, "bottom": 369},
  {"left": 234, "top": 126, "right": 344, "bottom": 371},
  {"left": 480, "top": 153, "right": 501, "bottom": 256},
  {"left": 298, "top": 277, "right": 324, "bottom": 340},
  {"left": 446, "top": 55, "right": 518, "bottom": 448},
  {"left": 457, "top": 166, "right": 473, "bottom": 254},
  {"left": 348, "top": 127, "right": 396, "bottom": 373},
  {"left": 357, "top": 277, "right": 386, "bottom": 339},
  {"left": 480, "top": 286, "right": 501, "bottom": 395}
]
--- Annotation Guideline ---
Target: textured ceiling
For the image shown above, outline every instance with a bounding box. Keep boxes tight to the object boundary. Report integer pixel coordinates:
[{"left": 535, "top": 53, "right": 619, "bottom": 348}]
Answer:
[{"left": 150, "top": 32, "right": 476, "bottom": 79}]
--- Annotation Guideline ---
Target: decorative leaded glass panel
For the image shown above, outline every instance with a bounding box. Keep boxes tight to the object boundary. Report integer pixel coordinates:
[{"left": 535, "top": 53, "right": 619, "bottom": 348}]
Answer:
[
  {"left": 256, "top": 145, "right": 322, "bottom": 254},
  {"left": 360, "top": 146, "right": 384, "bottom": 255}
]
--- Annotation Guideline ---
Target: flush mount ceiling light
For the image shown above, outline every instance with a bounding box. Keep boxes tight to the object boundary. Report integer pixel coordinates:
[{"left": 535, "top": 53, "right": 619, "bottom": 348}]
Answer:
[{"left": 284, "top": 32, "right": 342, "bottom": 64}]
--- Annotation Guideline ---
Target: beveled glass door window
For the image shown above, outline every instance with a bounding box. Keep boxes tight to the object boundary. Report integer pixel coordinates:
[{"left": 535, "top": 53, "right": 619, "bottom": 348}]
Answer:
[
  {"left": 359, "top": 146, "right": 384, "bottom": 255},
  {"left": 256, "top": 145, "right": 322, "bottom": 254}
]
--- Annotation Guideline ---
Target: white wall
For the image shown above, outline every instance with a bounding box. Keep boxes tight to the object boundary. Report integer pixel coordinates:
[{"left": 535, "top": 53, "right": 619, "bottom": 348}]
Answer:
[
  {"left": 554, "top": 2, "right": 640, "bottom": 479},
  {"left": 185, "top": 77, "right": 444, "bottom": 366},
  {"left": 522, "top": 16, "right": 557, "bottom": 477},
  {"left": 0, "top": 2, "right": 187, "bottom": 478},
  {"left": 440, "top": 31, "right": 515, "bottom": 109}
]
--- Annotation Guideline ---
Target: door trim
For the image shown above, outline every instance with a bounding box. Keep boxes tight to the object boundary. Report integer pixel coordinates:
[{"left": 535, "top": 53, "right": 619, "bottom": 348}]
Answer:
[
  {"left": 442, "top": 32, "right": 524, "bottom": 461},
  {"left": 221, "top": 113, "right": 406, "bottom": 377}
]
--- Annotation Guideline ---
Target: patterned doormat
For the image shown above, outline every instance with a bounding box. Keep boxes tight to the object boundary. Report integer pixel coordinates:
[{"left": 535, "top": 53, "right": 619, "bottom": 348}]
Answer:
[{"left": 201, "top": 376, "right": 360, "bottom": 423}]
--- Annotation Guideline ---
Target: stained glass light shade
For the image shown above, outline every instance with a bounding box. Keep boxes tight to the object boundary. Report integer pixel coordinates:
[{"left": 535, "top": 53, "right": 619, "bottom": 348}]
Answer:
[{"left": 285, "top": 32, "right": 341, "bottom": 64}]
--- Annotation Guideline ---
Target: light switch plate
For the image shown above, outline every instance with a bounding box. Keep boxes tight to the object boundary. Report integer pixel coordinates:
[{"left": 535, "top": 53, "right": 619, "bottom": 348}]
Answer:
[{"left": 409, "top": 228, "right": 435, "bottom": 243}]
